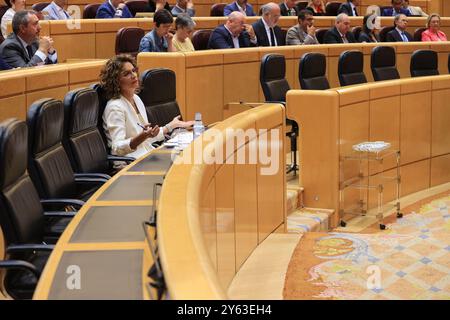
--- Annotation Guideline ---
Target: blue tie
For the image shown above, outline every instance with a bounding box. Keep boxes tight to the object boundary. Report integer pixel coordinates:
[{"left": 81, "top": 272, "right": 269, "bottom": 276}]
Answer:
[{"left": 402, "top": 32, "right": 409, "bottom": 42}]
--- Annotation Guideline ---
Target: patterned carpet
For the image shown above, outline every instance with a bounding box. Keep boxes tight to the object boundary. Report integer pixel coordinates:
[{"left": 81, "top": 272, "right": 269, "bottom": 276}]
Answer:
[{"left": 283, "top": 192, "right": 450, "bottom": 300}]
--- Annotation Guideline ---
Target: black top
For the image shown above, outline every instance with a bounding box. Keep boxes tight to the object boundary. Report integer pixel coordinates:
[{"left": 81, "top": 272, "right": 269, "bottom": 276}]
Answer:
[
  {"left": 358, "top": 31, "right": 380, "bottom": 43},
  {"left": 252, "top": 19, "right": 286, "bottom": 46},
  {"left": 323, "top": 26, "right": 357, "bottom": 44}
]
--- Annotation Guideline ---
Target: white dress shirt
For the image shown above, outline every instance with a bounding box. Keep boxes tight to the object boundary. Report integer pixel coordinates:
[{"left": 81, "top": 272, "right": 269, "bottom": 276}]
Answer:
[
  {"left": 236, "top": 2, "right": 248, "bottom": 16},
  {"left": 43, "top": 1, "right": 70, "bottom": 20},
  {"left": 1, "top": 8, "right": 15, "bottom": 39},
  {"left": 103, "top": 94, "right": 164, "bottom": 159},
  {"left": 224, "top": 25, "right": 240, "bottom": 48},
  {"left": 349, "top": 2, "right": 357, "bottom": 15},
  {"left": 262, "top": 18, "right": 277, "bottom": 46}
]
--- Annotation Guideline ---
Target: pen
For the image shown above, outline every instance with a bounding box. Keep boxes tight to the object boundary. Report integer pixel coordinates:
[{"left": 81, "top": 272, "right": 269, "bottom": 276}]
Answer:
[{"left": 137, "top": 123, "right": 145, "bottom": 130}]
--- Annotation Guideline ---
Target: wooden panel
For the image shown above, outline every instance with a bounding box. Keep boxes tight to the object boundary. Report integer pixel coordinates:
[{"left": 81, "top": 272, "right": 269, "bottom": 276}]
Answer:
[
  {"left": 26, "top": 69, "right": 68, "bottom": 91},
  {"left": 400, "top": 92, "right": 432, "bottom": 165},
  {"left": 431, "top": 154, "right": 450, "bottom": 187},
  {"left": 0, "top": 95, "right": 27, "bottom": 121},
  {"left": 95, "top": 33, "right": 117, "bottom": 59},
  {"left": 53, "top": 34, "right": 96, "bottom": 61},
  {"left": 0, "top": 75, "right": 26, "bottom": 97},
  {"left": 215, "top": 164, "right": 235, "bottom": 289},
  {"left": 69, "top": 62, "right": 106, "bottom": 85},
  {"left": 400, "top": 159, "right": 431, "bottom": 197},
  {"left": 186, "top": 65, "right": 223, "bottom": 124},
  {"left": 224, "top": 62, "right": 259, "bottom": 106},
  {"left": 234, "top": 143, "right": 258, "bottom": 270},
  {"left": 431, "top": 88, "right": 450, "bottom": 157},
  {"left": 200, "top": 171, "right": 217, "bottom": 271},
  {"left": 26, "top": 87, "right": 68, "bottom": 110}
]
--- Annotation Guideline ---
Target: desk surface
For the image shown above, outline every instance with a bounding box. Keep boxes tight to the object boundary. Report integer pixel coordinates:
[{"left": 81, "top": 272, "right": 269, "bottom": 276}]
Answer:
[{"left": 33, "top": 148, "right": 176, "bottom": 300}]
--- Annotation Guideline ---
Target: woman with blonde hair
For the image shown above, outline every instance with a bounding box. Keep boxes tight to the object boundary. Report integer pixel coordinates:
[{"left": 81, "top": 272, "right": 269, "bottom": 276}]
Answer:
[
  {"left": 306, "top": 0, "right": 325, "bottom": 16},
  {"left": 421, "top": 14, "right": 447, "bottom": 42}
]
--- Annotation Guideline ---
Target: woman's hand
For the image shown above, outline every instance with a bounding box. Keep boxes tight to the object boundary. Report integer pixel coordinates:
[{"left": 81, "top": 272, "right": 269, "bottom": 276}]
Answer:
[
  {"left": 130, "top": 124, "right": 160, "bottom": 150},
  {"left": 169, "top": 115, "right": 195, "bottom": 129}
]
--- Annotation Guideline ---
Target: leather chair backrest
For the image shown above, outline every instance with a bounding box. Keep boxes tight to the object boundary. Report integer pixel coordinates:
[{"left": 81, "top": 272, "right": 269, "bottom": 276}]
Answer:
[
  {"left": 138, "top": 68, "right": 182, "bottom": 127},
  {"left": 83, "top": 3, "right": 101, "bottom": 19},
  {"left": 92, "top": 83, "right": 110, "bottom": 150},
  {"left": 27, "top": 99, "right": 76, "bottom": 199},
  {"left": 210, "top": 3, "right": 226, "bottom": 16},
  {"left": 299, "top": 52, "right": 330, "bottom": 90},
  {"left": 379, "top": 26, "right": 395, "bottom": 42},
  {"left": 315, "top": 28, "right": 329, "bottom": 44},
  {"left": 125, "top": 0, "right": 148, "bottom": 17},
  {"left": 371, "top": 46, "right": 400, "bottom": 81},
  {"left": 115, "top": 27, "right": 145, "bottom": 56},
  {"left": 338, "top": 50, "right": 367, "bottom": 86},
  {"left": 260, "top": 54, "right": 290, "bottom": 102},
  {"left": 192, "top": 29, "right": 212, "bottom": 51},
  {"left": 325, "top": 1, "right": 340, "bottom": 16},
  {"left": 63, "top": 88, "right": 109, "bottom": 174},
  {"left": 31, "top": 2, "right": 50, "bottom": 12},
  {"left": 410, "top": 49, "right": 439, "bottom": 77},
  {"left": 413, "top": 27, "right": 427, "bottom": 42},
  {"left": 0, "top": 119, "right": 44, "bottom": 244}
]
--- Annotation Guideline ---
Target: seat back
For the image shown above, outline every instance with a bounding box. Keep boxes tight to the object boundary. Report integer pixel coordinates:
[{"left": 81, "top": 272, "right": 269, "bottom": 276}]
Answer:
[
  {"left": 296, "top": 1, "right": 308, "bottom": 11},
  {"left": 379, "top": 26, "right": 395, "bottom": 42},
  {"left": 413, "top": 27, "right": 427, "bottom": 41},
  {"left": 27, "top": 99, "right": 76, "bottom": 199},
  {"left": 125, "top": 0, "right": 148, "bottom": 17},
  {"left": 210, "top": 3, "right": 226, "bottom": 16},
  {"left": 92, "top": 84, "right": 110, "bottom": 150},
  {"left": 410, "top": 49, "right": 439, "bottom": 77},
  {"left": 115, "top": 27, "right": 145, "bottom": 56},
  {"left": 83, "top": 3, "right": 101, "bottom": 19},
  {"left": 63, "top": 88, "right": 110, "bottom": 174},
  {"left": 138, "top": 69, "right": 182, "bottom": 127},
  {"left": 371, "top": 46, "right": 400, "bottom": 81},
  {"left": 325, "top": 1, "right": 340, "bottom": 16},
  {"left": 299, "top": 52, "right": 330, "bottom": 90},
  {"left": 0, "top": 119, "right": 44, "bottom": 244},
  {"left": 338, "top": 50, "right": 367, "bottom": 86},
  {"left": 31, "top": 2, "right": 50, "bottom": 12},
  {"left": 315, "top": 28, "right": 329, "bottom": 44},
  {"left": 192, "top": 29, "right": 212, "bottom": 50},
  {"left": 260, "top": 54, "right": 290, "bottom": 102}
]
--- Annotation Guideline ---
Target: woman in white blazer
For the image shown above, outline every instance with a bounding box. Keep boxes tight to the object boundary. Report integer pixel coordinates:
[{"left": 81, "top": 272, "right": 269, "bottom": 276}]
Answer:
[{"left": 100, "top": 54, "right": 193, "bottom": 161}]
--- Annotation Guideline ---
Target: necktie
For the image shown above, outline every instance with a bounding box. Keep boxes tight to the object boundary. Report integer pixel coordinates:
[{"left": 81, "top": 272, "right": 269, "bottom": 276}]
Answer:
[
  {"left": 402, "top": 32, "right": 409, "bottom": 42},
  {"left": 269, "top": 27, "right": 276, "bottom": 46},
  {"left": 26, "top": 45, "right": 34, "bottom": 59},
  {"left": 353, "top": 7, "right": 358, "bottom": 16}
]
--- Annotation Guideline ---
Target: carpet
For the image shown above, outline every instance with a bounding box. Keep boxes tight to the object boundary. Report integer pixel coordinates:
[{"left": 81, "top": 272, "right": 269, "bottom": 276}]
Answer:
[{"left": 283, "top": 192, "right": 450, "bottom": 300}]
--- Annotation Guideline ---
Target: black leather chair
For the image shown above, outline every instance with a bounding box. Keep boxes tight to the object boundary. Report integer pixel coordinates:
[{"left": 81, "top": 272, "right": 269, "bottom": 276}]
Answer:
[
  {"left": 27, "top": 99, "right": 107, "bottom": 203},
  {"left": 260, "top": 54, "right": 298, "bottom": 175},
  {"left": 325, "top": 1, "right": 340, "bottom": 16},
  {"left": 115, "top": 27, "right": 145, "bottom": 56},
  {"left": 338, "top": 50, "right": 367, "bottom": 86},
  {"left": 83, "top": 3, "right": 101, "bottom": 19},
  {"left": 315, "top": 28, "right": 329, "bottom": 44},
  {"left": 0, "top": 119, "right": 76, "bottom": 299},
  {"left": 192, "top": 29, "right": 212, "bottom": 51},
  {"left": 379, "top": 26, "right": 395, "bottom": 42},
  {"left": 371, "top": 46, "right": 400, "bottom": 81},
  {"left": 410, "top": 50, "right": 439, "bottom": 77},
  {"left": 138, "top": 69, "right": 182, "bottom": 128},
  {"left": 125, "top": 0, "right": 149, "bottom": 16},
  {"left": 413, "top": 27, "right": 427, "bottom": 42},
  {"left": 63, "top": 88, "right": 133, "bottom": 177},
  {"left": 299, "top": 52, "right": 330, "bottom": 90},
  {"left": 210, "top": 3, "right": 226, "bottom": 16}
]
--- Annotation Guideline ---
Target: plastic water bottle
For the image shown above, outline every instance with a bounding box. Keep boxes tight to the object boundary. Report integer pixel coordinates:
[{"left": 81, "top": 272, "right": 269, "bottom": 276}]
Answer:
[{"left": 193, "top": 112, "right": 205, "bottom": 139}]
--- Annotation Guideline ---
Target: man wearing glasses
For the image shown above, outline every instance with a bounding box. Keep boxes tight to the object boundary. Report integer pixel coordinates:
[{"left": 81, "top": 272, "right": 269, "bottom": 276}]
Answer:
[{"left": 286, "top": 9, "right": 318, "bottom": 45}]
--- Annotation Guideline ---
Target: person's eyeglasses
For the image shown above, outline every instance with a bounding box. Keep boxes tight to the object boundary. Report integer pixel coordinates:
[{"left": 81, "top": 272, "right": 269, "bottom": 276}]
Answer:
[{"left": 121, "top": 67, "right": 138, "bottom": 78}]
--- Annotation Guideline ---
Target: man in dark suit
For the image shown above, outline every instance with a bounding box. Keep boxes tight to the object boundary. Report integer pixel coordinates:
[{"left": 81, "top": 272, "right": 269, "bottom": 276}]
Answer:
[
  {"left": 279, "top": 0, "right": 298, "bottom": 16},
  {"left": 381, "top": 0, "right": 410, "bottom": 16},
  {"left": 224, "top": 0, "right": 256, "bottom": 16},
  {"left": 337, "top": 0, "right": 359, "bottom": 16},
  {"left": 208, "top": 11, "right": 257, "bottom": 49},
  {"left": 96, "top": 0, "right": 133, "bottom": 18},
  {"left": 252, "top": 2, "right": 285, "bottom": 47},
  {"left": 0, "top": 10, "right": 57, "bottom": 68},
  {"left": 323, "top": 13, "right": 356, "bottom": 43},
  {"left": 386, "top": 14, "right": 413, "bottom": 42}
]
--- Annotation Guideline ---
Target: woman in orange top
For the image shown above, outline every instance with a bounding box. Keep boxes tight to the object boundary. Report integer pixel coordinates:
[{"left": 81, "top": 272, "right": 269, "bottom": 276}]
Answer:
[
  {"left": 421, "top": 14, "right": 447, "bottom": 42},
  {"left": 306, "top": 0, "right": 325, "bottom": 16}
]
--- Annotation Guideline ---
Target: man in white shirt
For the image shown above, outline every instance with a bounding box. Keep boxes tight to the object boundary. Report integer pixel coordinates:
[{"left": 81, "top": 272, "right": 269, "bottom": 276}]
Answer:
[
  {"left": 42, "top": 0, "right": 70, "bottom": 20},
  {"left": 0, "top": 10, "right": 57, "bottom": 68},
  {"left": 1, "top": 0, "right": 26, "bottom": 39}
]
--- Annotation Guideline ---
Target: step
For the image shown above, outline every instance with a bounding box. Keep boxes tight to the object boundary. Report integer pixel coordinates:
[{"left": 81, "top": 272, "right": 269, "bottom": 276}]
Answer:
[
  {"left": 286, "top": 185, "right": 304, "bottom": 215},
  {"left": 287, "top": 208, "right": 335, "bottom": 234}
]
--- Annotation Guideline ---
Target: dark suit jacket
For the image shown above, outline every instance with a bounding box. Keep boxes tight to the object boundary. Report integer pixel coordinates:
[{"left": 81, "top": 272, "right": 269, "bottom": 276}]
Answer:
[
  {"left": 279, "top": 2, "right": 298, "bottom": 16},
  {"left": 96, "top": 1, "right": 133, "bottom": 18},
  {"left": 323, "top": 26, "right": 356, "bottom": 44},
  {"left": 252, "top": 19, "right": 285, "bottom": 47},
  {"left": 358, "top": 31, "right": 380, "bottom": 43},
  {"left": 385, "top": 28, "right": 413, "bottom": 42},
  {"left": 0, "top": 57, "right": 11, "bottom": 70},
  {"left": 381, "top": 7, "right": 410, "bottom": 16},
  {"left": 207, "top": 25, "right": 253, "bottom": 49},
  {"left": 223, "top": 2, "right": 255, "bottom": 16},
  {"left": 0, "top": 34, "right": 56, "bottom": 68},
  {"left": 337, "top": 2, "right": 358, "bottom": 16}
]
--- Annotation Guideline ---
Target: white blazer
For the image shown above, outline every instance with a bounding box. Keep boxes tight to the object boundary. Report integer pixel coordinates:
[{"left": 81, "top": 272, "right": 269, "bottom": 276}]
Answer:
[{"left": 103, "top": 94, "right": 164, "bottom": 159}]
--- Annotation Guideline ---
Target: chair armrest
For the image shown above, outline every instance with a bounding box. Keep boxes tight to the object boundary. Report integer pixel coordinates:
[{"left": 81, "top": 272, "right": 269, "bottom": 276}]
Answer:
[
  {"left": 7, "top": 244, "right": 54, "bottom": 254},
  {"left": 265, "top": 100, "right": 286, "bottom": 106},
  {"left": 107, "top": 155, "right": 135, "bottom": 163},
  {"left": 43, "top": 211, "right": 76, "bottom": 218},
  {"left": 74, "top": 173, "right": 111, "bottom": 180},
  {"left": 74, "top": 176, "right": 108, "bottom": 184},
  {"left": 41, "top": 199, "right": 85, "bottom": 210},
  {"left": 0, "top": 260, "right": 41, "bottom": 279}
]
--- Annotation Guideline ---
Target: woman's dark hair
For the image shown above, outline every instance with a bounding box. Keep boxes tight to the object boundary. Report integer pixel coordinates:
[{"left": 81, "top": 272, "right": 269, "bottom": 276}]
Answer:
[
  {"left": 99, "top": 54, "right": 138, "bottom": 100},
  {"left": 154, "top": 9, "right": 173, "bottom": 27},
  {"left": 362, "top": 14, "right": 376, "bottom": 34}
]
